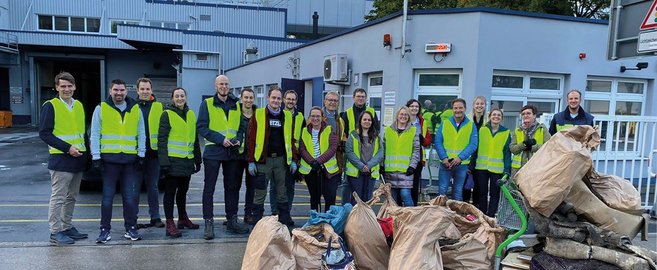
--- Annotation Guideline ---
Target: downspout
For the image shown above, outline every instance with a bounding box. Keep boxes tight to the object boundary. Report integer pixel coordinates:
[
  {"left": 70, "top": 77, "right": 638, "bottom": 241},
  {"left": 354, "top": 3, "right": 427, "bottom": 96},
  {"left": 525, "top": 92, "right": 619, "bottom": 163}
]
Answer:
[
  {"left": 401, "top": 0, "right": 408, "bottom": 58},
  {"left": 20, "top": 0, "right": 34, "bottom": 31},
  {"left": 610, "top": 1, "right": 622, "bottom": 60}
]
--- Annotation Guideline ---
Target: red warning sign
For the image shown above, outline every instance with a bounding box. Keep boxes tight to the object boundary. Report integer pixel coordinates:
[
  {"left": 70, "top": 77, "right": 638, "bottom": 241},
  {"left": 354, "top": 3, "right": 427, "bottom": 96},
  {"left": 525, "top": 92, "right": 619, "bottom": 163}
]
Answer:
[{"left": 641, "top": 0, "right": 657, "bottom": 30}]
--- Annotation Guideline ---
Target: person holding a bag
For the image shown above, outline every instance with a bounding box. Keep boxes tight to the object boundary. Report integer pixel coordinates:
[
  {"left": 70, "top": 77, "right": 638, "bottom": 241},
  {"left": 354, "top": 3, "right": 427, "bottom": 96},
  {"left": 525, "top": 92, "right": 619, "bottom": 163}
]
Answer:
[
  {"left": 406, "top": 99, "right": 432, "bottom": 206},
  {"left": 383, "top": 106, "right": 421, "bottom": 207},
  {"left": 298, "top": 107, "right": 340, "bottom": 212},
  {"left": 157, "top": 87, "right": 202, "bottom": 237},
  {"left": 510, "top": 104, "right": 551, "bottom": 176},
  {"left": 345, "top": 110, "right": 383, "bottom": 204},
  {"left": 470, "top": 108, "right": 510, "bottom": 217}
]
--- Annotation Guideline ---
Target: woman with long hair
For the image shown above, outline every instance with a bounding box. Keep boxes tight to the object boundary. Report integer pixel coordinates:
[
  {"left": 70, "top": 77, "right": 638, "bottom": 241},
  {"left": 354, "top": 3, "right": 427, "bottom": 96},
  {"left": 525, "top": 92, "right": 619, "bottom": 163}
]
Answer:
[
  {"left": 406, "top": 99, "right": 432, "bottom": 205},
  {"left": 157, "top": 87, "right": 202, "bottom": 237},
  {"left": 472, "top": 108, "right": 511, "bottom": 217},
  {"left": 298, "top": 106, "right": 340, "bottom": 212},
  {"left": 345, "top": 110, "right": 383, "bottom": 204},
  {"left": 465, "top": 96, "right": 487, "bottom": 206},
  {"left": 383, "top": 106, "right": 421, "bottom": 207}
]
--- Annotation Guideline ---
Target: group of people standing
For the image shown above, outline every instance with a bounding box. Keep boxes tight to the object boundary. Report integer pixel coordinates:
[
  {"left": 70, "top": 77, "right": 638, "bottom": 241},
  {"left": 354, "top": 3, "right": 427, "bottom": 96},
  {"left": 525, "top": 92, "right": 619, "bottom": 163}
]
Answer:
[{"left": 39, "top": 70, "right": 593, "bottom": 245}]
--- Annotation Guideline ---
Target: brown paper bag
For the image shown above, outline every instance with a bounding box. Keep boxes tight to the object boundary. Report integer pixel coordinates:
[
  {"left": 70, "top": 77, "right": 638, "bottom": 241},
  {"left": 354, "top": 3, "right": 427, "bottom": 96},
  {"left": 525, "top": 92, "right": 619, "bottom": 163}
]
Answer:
[
  {"left": 241, "top": 216, "right": 295, "bottom": 270},
  {"left": 368, "top": 183, "right": 399, "bottom": 219},
  {"left": 344, "top": 192, "right": 390, "bottom": 270},
  {"left": 516, "top": 126, "right": 598, "bottom": 217},
  {"left": 441, "top": 227, "right": 492, "bottom": 270},
  {"left": 444, "top": 200, "right": 505, "bottom": 261},
  {"left": 588, "top": 171, "right": 642, "bottom": 214},
  {"left": 291, "top": 223, "right": 340, "bottom": 270}
]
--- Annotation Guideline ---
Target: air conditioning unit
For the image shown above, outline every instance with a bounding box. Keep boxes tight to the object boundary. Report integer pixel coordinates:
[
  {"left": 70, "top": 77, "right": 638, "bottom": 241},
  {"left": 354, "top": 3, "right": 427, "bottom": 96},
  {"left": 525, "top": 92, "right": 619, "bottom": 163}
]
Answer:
[{"left": 323, "top": 54, "right": 348, "bottom": 82}]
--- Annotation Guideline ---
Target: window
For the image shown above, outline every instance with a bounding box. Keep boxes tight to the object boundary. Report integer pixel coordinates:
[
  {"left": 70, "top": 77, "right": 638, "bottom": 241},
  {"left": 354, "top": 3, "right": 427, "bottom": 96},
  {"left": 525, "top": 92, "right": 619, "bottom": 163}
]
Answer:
[
  {"left": 110, "top": 20, "right": 139, "bottom": 34},
  {"left": 148, "top": 21, "right": 190, "bottom": 30},
  {"left": 196, "top": 54, "right": 208, "bottom": 61},
  {"left": 492, "top": 75, "right": 523, "bottom": 89},
  {"left": 38, "top": 15, "right": 52, "bottom": 30},
  {"left": 367, "top": 73, "right": 383, "bottom": 128},
  {"left": 54, "top": 16, "right": 68, "bottom": 31},
  {"left": 254, "top": 85, "right": 265, "bottom": 108},
  {"left": 70, "top": 17, "right": 85, "bottom": 32},
  {"left": 415, "top": 70, "right": 461, "bottom": 117},
  {"left": 419, "top": 74, "right": 459, "bottom": 87},
  {"left": 38, "top": 15, "right": 100, "bottom": 33}
]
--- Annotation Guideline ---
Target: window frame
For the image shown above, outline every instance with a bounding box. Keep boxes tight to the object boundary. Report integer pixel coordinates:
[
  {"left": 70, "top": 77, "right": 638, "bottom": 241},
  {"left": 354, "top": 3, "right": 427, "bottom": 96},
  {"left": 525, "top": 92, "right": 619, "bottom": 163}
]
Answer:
[{"left": 37, "top": 15, "right": 101, "bottom": 33}]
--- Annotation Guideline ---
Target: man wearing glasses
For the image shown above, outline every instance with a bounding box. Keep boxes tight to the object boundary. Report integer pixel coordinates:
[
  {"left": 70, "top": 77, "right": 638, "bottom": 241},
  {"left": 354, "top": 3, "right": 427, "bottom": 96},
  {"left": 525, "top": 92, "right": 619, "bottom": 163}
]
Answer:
[{"left": 323, "top": 92, "right": 346, "bottom": 190}]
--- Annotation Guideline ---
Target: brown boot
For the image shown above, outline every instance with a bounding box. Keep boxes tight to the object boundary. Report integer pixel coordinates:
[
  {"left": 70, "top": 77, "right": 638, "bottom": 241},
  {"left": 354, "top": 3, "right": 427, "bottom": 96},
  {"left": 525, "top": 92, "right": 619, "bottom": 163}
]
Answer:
[
  {"left": 165, "top": 219, "right": 181, "bottom": 238},
  {"left": 177, "top": 215, "right": 200, "bottom": 230}
]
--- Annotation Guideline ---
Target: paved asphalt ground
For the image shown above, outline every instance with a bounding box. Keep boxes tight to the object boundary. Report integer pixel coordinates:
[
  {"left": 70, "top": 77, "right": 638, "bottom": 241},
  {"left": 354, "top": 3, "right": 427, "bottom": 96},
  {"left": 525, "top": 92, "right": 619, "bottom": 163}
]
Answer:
[{"left": 0, "top": 126, "right": 654, "bottom": 269}]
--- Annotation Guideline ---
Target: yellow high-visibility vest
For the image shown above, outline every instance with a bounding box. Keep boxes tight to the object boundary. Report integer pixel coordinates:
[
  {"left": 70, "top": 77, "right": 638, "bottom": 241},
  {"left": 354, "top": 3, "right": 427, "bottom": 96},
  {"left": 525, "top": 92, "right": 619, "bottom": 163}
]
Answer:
[
  {"left": 253, "top": 108, "right": 293, "bottom": 165},
  {"left": 345, "top": 131, "right": 380, "bottom": 178},
  {"left": 512, "top": 127, "right": 544, "bottom": 169},
  {"left": 384, "top": 126, "right": 416, "bottom": 172},
  {"left": 475, "top": 126, "right": 510, "bottom": 174},
  {"left": 205, "top": 97, "right": 241, "bottom": 146},
  {"left": 346, "top": 106, "right": 376, "bottom": 134},
  {"left": 441, "top": 119, "right": 473, "bottom": 165},
  {"left": 147, "top": 102, "right": 163, "bottom": 150},
  {"left": 298, "top": 126, "right": 338, "bottom": 175},
  {"left": 165, "top": 109, "right": 196, "bottom": 159},
  {"left": 100, "top": 102, "right": 140, "bottom": 154},
  {"left": 46, "top": 97, "right": 86, "bottom": 154},
  {"left": 292, "top": 111, "right": 304, "bottom": 149}
]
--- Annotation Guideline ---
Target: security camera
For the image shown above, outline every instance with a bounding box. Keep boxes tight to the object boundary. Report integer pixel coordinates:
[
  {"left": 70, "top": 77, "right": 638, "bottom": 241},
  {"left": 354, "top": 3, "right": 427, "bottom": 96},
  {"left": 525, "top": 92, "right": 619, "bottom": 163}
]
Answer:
[{"left": 636, "top": 62, "right": 648, "bottom": 69}]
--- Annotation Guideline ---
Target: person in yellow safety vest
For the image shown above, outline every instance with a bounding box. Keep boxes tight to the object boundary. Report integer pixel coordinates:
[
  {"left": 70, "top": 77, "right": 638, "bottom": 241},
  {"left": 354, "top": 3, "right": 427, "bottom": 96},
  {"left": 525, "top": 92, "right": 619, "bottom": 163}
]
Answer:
[
  {"left": 235, "top": 88, "right": 257, "bottom": 225},
  {"left": 510, "top": 104, "right": 551, "bottom": 177},
  {"left": 383, "top": 106, "right": 421, "bottom": 207},
  {"left": 548, "top": 89, "right": 594, "bottom": 135},
  {"left": 434, "top": 98, "right": 478, "bottom": 202},
  {"left": 407, "top": 99, "right": 432, "bottom": 206},
  {"left": 156, "top": 87, "right": 202, "bottom": 238},
  {"left": 197, "top": 75, "right": 249, "bottom": 238},
  {"left": 322, "top": 92, "right": 346, "bottom": 174},
  {"left": 246, "top": 87, "right": 297, "bottom": 227},
  {"left": 421, "top": 99, "right": 436, "bottom": 137},
  {"left": 345, "top": 110, "right": 383, "bottom": 204},
  {"left": 90, "top": 79, "right": 147, "bottom": 243},
  {"left": 340, "top": 88, "right": 379, "bottom": 205},
  {"left": 270, "top": 90, "right": 306, "bottom": 215},
  {"left": 39, "top": 71, "right": 89, "bottom": 245},
  {"left": 464, "top": 96, "right": 487, "bottom": 207},
  {"left": 470, "top": 108, "right": 511, "bottom": 217},
  {"left": 298, "top": 107, "right": 340, "bottom": 212},
  {"left": 135, "top": 78, "right": 164, "bottom": 229}
]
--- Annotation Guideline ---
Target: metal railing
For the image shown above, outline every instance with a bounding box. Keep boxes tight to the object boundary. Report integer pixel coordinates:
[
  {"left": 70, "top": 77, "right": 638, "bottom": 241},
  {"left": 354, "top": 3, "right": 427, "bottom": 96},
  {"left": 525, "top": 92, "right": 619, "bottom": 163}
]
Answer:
[{"left": 0, "top": 32, "right": 18, "bottom": 54}]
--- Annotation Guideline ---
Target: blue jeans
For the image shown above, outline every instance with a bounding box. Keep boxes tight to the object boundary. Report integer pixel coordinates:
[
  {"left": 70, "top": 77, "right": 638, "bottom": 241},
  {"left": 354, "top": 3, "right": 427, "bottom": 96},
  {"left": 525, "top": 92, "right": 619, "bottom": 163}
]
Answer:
[
  {"left": 100, "top": 162, "right": 141, "bottom": 230},
  {"left": 142, "top": 156, "right": 160, "bottom": 220},
  {"left": 392, "top": 188, "right": 414, "bottom": 207},
  {"left": 438, "top": 164, "right": 468, "bottom": 201},
  {"left": 347, "top": 174, "right": 376, "bottom": 204}
]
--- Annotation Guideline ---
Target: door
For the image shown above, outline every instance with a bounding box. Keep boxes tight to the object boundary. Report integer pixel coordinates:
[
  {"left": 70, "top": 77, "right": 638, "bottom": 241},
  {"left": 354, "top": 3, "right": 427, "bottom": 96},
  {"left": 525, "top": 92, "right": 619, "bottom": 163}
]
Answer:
[{"left": 281, "top": 78, "right": 305, "bottom": 114}]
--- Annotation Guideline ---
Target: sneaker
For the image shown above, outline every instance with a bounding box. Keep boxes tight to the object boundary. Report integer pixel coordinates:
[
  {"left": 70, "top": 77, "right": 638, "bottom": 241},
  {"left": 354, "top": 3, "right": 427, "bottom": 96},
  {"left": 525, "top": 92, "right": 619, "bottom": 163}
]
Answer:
[
  {"left": 62, "top": 227, "right": 88, "bottom": 240},
  {"left": 204, "top": 219, "right": 214, "bottom": 240},
  {"left": 150, "top": 218, "right": 165, "bottom": 228},
  {"left": 95, "top": 228, "right": 111, "bottom": 244},
  {"left": 124, "top": 226, "right": 142, "bottom": 241},
  {"left": 226, "top": 216, "right": 250, "bottom": 234},
  {"left": 50, "top": 232, "right": 74, "bottom": 245}
]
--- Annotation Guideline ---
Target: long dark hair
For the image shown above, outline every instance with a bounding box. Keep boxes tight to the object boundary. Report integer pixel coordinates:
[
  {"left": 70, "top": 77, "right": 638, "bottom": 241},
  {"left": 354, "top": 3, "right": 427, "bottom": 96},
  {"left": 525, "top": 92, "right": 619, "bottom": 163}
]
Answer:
[
  {"left": 357, "top": 110, "right": 378, "bottom": 144},
  {"left": 405, "top": 98, "right": 422, "bottom": 116}
]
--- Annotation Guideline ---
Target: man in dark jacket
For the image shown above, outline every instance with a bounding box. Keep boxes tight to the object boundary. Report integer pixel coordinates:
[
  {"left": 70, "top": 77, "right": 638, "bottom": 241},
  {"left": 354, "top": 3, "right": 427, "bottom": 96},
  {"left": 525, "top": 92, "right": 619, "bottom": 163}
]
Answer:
[
  {"left": 549, "top": 89, "right": 595, "bottom": 135},
  {"left": 39, "top": 71, "right": 89, "bottom": 245}
]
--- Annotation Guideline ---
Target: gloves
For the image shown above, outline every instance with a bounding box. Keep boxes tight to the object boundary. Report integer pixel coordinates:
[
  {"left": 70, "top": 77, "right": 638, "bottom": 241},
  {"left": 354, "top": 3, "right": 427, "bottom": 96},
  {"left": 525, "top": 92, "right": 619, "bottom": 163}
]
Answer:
[
  {"left": 194, "top": 163, "right": 202, "bottom": 173},
  {"left": 523, "top": 138, "right": 537, "bottom": 150},
  {"left": 92, "top": 160, "right": 103, "bottom": 171},
  {"left": 405, "top": 166, "right": 415, "bottom": 176},
  {"left": 290, "top": 162, "right": 298, "bottom": 174},
  {"left": 248, "top": 162, "right": 257, "bottom": 176},
  {"left": 310, "top": 160, "right": 321, "bottom": 171},
  {"left": 134, "top": 157, "right": 145, "bottom": 170},
  {"left": 160, "top": 165, "right": 171, "bottom": 176}
]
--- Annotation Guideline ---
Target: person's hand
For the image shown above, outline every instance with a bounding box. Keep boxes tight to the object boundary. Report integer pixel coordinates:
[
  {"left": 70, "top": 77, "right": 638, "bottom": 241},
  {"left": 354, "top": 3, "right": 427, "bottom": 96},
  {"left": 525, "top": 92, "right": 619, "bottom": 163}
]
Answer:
[
  {"left": 134, "top": 157, "right": 145, "bottom": 170},
  {"left": 449, "top": 157, "right": 462, "bottom": 168},
  {"left": 248, "top": 162, "right": 257, "bottom": 176},
  {"left": 92, "top": 160, "right": 103, "bottom": 171},
  {"left": 361, "top": 165, "right": 370, "bottom": 173},
  {"left": 222, "top": 138, "right": 234, "bottom": 147},
  {"left": 442, "top": 158, "right": 451, "bottom": 168},
  {"left": 194, "top": 163, "right": 202, "bottom": 173},
  {"left": 68, "top": 146, "right": 83, "bottom": 157},
  {"left": 232, "top": 140, "right": 241, "bottom": 146},
  {"left": 290, "top": 162, "right": 298, "bottom": 173},
  {"left": 310, "top": 160, "right": 321, "bottom": 171},
  {"left": 405, "top": 166, "right": 415, "bottom": 176},
  {"left": 160, "top": 165, "right": 171, "bottom": 176}
]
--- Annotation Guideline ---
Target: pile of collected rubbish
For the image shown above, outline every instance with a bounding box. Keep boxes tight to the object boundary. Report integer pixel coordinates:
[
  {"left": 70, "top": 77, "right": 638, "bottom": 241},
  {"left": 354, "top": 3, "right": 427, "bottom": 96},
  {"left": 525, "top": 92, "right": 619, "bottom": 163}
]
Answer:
[
  {"left": 241, "top": 183, "right": 506, "bottom": 270},
  {"left": 514, "top": 125, "right": 656, "bottom": 270}
]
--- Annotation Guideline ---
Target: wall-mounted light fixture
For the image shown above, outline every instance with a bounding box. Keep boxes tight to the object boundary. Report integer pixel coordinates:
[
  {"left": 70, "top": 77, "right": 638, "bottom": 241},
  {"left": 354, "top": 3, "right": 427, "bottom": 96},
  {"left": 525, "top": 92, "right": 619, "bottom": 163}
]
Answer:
[
  {"left": 578, "top": 53, "right": 586, "bottom": 60},
  {"left": 383, "top": 34, "right": 391, "bottom": 48},
  {"left": 620, "top": 62, "right": 649, "bottom": 72}
]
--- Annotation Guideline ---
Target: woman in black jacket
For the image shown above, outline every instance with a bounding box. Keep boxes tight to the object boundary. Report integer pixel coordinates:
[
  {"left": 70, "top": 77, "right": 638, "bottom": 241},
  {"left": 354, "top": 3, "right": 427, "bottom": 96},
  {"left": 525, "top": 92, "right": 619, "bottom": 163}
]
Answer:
[{"left": 158, "top": 87, "right": 202, "bottom": 238}]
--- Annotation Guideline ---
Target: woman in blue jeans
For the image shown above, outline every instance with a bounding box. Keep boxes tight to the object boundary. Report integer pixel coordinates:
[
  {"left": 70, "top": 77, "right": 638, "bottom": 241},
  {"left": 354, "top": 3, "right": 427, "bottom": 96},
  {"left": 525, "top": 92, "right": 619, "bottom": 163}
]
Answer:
[
  {"left": 345, "top": 110, "right": 383, "bottom": 204},
  {"left": 383, "top": 106, "right": 420, "bottom": 207}
]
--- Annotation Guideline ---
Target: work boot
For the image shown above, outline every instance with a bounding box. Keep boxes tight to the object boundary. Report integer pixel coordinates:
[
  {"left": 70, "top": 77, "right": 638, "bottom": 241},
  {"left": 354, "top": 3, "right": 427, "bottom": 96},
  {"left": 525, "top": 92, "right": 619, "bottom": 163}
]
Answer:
[
  {"left": 244, "top": 215, "right": 256, "bottom": 225},
  {"left": 248, "top": 204, "right": 264, "bottom": 225},
  {"left": 277, "top": 202, "right": 295, "bottom": 227},
  {"left": 226, "top": 215, "right": 250, "bottom": 234},
  {"left": 150, "top": 218, "right": 165, "bottom": 228},
  {"left": 177, "top": 215, "right": 199, "bottom": 230},
  {"left": 165, "top": 219, "right": 181, "bottom": 238},
  {"left": 204, "top": 219, "right": 214, "bottom": 240}
]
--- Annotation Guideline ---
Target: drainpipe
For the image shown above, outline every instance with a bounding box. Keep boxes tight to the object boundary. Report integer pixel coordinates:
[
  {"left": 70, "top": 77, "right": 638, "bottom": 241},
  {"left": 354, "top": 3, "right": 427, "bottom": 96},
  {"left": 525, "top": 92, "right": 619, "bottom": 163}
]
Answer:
[{"left": 401, "top": 0, "right": 408, "bottom": 58}]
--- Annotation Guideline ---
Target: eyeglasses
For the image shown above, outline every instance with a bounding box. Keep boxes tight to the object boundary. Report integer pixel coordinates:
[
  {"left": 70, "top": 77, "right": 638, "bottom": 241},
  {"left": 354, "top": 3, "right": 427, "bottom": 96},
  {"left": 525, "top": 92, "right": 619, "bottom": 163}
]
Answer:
[{"left": 326, "top": 99, "right": 339, "bottom": 103}]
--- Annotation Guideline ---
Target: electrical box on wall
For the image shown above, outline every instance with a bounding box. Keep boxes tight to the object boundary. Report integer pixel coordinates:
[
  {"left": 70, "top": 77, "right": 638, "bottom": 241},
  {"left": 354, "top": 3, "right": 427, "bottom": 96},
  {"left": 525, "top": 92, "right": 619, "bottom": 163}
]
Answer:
[{"left": 425, "top": 43, "right": 451, "bottom": 53}]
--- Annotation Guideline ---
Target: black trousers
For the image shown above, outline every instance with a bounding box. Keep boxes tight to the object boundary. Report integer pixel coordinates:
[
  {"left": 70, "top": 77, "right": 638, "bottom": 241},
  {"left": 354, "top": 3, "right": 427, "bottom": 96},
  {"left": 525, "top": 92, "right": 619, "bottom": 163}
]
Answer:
[
  {"left": 202, "top": 159, "right": 241, "bottom": 219},
  {"left": 410, "top": 162, "right": 424, "bottom": 206},
  {"left": 474, "top": 169, "right": 502, "bottom": 217},
  {"left": 237, "top": 160, "right": 256, "bottom": 217},
  {"left": 163, "top": 175, "right": 191, "bottom": 219},
  {"left": 305, "top": 169, "right": 339, "bottom": 212}
]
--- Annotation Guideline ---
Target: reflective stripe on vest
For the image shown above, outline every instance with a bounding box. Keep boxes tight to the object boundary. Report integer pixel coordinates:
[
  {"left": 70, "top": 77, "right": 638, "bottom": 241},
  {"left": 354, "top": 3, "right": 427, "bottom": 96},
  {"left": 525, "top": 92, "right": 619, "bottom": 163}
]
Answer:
[
  {"left": 253, "top": 108, "right": 293, "bottom": 165},
  {"left": 556, "top": 123, "right": 575, "bottom": 132},
  {"left": 441, "top": 119, "right": 473, "bottom": 165},
  {"left": 148, "top": 102, "right": 163, "bottom": 150},
  {"left": 293, "top": 112, "right": 304, "bottom": 149},
  {"left": 384, "top": 126, "right": 416, "bottom": 172},
  {"left": 512, "top": 127, "right": 544, "bottom": 169},
  {"left": 475, "top": 126, "right": 509, "bottom": 174},
  {"left": 345, "top": 131, "right": 380, "bottom": 178},
  {"left": 100, "top": 102, "right": 140, "bottom": 154},
  {"left": 205, "top": 97, "right": 241, "bottom": 146},
  {"left": 47, "top": 98, "right": 86, "bottom": 154},
  {"left": 165, "top": 109, "right": 196, "bottom": 159},
  {"left": 346, "top": 106, "right": 376, "bottom": 134},
  {"left": 298, "top": 126, "right": 338, "bottom": 175}
]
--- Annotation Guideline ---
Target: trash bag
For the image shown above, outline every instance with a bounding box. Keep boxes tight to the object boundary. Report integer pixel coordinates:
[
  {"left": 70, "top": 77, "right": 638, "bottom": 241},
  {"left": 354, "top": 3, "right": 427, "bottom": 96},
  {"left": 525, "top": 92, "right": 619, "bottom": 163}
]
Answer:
[
  {"left": 587, "top": 171, "right": 642, "bottom": 215},
  {"left": 344, "top": 192, "right": 389, "bottom": 270},
  {"left": 516, "top": 126, "right": 598, "bottom": 217},
  {"left": 444, "top": 200, "right": 505, "bottom": 260},
  {"left": 241, "top": 216, "right": 295, "bottom": 270},
  {"left": 292, "top": 223, "right": 341, "bottom": 270},
  {"left": 441, "top": 227, "right": 491, "bottom": 270},
  {"left": 303, "top": 204, "right": 353, "bottom": 235}
]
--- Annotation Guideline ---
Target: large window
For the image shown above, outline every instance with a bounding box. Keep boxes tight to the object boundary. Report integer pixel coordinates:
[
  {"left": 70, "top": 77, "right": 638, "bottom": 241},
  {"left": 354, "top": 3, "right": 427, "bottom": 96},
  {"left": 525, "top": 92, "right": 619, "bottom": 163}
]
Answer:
[
  {"left": 110, "top": 20, "right": 140, "bottom": 34},
  {"left": 415, "top": 70, "right": 461, "bottom": 114},
  {"left": 367, "top": 73, "right": 383, "bottom": 120},
  {"left": 38, "top": 15, "right": 100, "bottom": 33}
]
